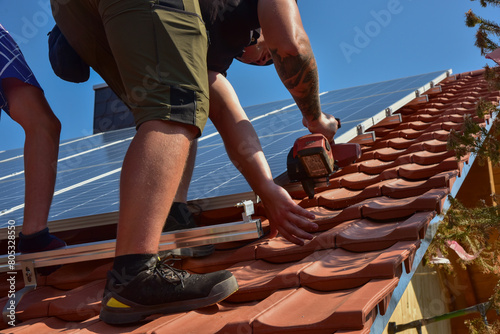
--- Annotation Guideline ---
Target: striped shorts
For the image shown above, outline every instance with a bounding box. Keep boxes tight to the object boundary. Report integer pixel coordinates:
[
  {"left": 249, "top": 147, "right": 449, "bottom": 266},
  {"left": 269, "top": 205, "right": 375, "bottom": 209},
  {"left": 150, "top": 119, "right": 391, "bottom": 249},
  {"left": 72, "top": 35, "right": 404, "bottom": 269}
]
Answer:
[{"left": 0, "top": 24, "right": 42, "bottom": 116}]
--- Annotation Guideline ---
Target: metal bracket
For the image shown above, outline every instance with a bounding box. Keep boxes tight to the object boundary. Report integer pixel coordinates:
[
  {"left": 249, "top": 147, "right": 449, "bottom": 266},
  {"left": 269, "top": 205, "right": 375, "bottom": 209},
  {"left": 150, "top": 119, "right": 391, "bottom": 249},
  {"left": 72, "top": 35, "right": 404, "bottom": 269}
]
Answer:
[
  {"left": 415, "top": 89, "right": 421, "bottom": 97},
  {"left": 236, "top": 200, "right": 255, "bottom": 223},
  {"left": 2, "top": 260, "right": 37, "bottom": 324},
  {"left": 356, "top": 124, "right": 364, "bottom": 135},
  {"left": 385, "top": 107, "right": 392, "bottom": 117}
]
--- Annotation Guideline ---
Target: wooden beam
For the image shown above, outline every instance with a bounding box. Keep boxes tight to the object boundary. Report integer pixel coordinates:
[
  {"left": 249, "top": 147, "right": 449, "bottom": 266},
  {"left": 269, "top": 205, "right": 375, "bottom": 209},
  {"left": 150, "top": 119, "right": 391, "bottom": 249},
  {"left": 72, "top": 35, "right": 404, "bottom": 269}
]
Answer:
[
  {"left": 487, "top": 159, "right": 496, "bottom": 200},
  {"left": 455, "top": 157, "right": 495, "bottom": 207}
]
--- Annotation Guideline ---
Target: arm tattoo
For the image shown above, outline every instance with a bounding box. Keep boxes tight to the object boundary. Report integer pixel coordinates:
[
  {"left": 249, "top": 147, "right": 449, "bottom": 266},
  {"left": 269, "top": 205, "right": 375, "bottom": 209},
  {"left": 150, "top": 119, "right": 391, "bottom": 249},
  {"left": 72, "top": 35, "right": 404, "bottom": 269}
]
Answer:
[{"left": 271, "top": 48, "right": 321, "bottom": 120}]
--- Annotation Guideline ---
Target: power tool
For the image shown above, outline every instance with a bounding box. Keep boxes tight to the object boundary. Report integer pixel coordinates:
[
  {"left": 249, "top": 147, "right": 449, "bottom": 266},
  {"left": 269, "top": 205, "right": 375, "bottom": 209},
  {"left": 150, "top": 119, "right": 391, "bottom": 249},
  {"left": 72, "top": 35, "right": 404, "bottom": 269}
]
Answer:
[{"left": 287, "top": 133, "right": 361, "bottom": 199}]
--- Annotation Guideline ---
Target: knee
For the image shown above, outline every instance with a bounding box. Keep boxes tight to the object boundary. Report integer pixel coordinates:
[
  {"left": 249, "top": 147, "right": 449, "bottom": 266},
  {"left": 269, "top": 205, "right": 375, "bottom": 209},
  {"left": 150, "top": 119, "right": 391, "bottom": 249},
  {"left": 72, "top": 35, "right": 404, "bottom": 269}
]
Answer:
[
  {"left": 17, "top": 104, "right": 61, "bottom": 141},
  {"left": 45, "top": 112, "right": 62, "bottom": 140},
  {"left": 38, "top": 108, "right": 61, "bottom": 142},
  {"left": 7, "top": 85, "right": 61, "bottom": 139}
]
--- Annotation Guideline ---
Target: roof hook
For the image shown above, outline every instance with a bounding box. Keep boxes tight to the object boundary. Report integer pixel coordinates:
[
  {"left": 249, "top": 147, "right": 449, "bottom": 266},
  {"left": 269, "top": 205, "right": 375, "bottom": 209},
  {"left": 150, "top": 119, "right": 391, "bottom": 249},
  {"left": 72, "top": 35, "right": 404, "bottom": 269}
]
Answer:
[{"left": 235, "top": 200, "right": 255, "bottom": 223}]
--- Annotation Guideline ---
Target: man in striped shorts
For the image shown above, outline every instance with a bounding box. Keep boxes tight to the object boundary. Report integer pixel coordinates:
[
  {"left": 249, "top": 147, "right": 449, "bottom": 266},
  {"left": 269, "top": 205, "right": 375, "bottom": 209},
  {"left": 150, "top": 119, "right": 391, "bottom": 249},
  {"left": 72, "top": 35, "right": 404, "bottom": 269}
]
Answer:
[{"left": 0, "top": 24, "right": 66, "bottom": 264}]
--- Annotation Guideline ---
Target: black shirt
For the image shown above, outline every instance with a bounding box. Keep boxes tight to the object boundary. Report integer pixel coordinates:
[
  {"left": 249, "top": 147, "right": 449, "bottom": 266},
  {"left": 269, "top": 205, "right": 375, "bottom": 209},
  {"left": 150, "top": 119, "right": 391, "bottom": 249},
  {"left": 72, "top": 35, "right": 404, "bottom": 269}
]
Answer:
[{"left": 199, "top": 0, "right": 260, "bottom": 74}]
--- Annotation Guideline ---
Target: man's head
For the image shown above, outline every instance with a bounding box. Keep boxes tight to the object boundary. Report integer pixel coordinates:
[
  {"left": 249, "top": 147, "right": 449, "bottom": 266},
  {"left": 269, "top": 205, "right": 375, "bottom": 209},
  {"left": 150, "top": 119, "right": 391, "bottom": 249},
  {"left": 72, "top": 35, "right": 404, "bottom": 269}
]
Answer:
[{"left": 235, "top": 29, "right": 273, "bottom": 66}]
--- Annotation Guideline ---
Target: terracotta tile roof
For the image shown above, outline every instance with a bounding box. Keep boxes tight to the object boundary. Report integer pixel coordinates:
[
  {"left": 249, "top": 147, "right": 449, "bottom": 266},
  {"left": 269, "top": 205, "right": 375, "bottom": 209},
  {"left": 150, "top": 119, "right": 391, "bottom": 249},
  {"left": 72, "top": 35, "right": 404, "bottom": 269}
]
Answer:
[{"left": 1, "top": 69, "right": 498, "bottom": 333}]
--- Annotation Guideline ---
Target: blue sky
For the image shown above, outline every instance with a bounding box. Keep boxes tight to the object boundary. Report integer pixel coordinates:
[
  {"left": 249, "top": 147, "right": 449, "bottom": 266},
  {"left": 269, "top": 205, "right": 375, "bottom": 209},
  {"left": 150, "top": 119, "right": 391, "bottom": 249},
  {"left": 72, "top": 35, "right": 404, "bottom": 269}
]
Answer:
[{"left": 0, "top": 0, "right": 496, "bottom": 152}]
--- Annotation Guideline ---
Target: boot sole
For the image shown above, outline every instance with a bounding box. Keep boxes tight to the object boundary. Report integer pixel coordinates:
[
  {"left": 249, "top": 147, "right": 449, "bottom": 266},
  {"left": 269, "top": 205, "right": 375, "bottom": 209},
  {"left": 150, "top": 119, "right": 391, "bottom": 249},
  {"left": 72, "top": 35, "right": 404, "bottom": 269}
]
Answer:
[{"left": 99, "top": 274, "right": 238, "bottom": 325}]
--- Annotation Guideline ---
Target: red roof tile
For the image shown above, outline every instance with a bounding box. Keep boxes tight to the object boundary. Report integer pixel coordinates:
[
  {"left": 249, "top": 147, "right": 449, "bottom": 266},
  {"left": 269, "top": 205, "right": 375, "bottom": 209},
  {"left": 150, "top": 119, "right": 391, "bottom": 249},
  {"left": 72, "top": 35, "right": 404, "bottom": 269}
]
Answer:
[
  {"left": 49, "top": 279, "right": 105, "bottom": 321},
  {"left": 4, "top": 286, "right": 66, "bottom": 322},
  {"left": 227, "top": 260, "right": 304, "bottom": 302},
  {"left": 358, "top": 188, "right": 448, "bottom": 220},
  {"left": 252, "top": 279, "right": 399, "bottom": 333},
  {"left": 255, "top": 224, "right": 340, "bottom": 263},
  {"left": 299, "top": 241, "right": 419, "bottom": 290},
  {"left": 4, "top": 69, "right": 496, "bottom": 333},
  {"left": 336, "top": 212, "right": 433, "bottom": 252},
  {"left": 317, "top": 185, "right": 382, "bottom": 209},
  {"left": 380, "top": 172, "right": 456, "bottom": 198}
]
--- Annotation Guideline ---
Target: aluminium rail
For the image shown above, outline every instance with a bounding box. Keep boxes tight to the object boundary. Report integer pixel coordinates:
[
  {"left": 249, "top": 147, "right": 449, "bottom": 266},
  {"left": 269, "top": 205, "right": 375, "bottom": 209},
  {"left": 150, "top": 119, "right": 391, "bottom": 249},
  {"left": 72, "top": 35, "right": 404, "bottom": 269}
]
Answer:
[
  {"left": 0, "top": 218, "right": 262, "bottom": 271},
  {"left": 1, "top": 200, "right": 263, "bottom": 324}
]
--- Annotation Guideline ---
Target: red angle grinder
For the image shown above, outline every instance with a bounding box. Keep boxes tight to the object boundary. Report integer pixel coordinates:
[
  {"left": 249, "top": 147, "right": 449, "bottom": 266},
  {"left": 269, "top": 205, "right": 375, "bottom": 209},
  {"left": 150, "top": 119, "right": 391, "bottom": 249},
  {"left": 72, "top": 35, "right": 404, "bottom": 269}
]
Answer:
[{"left": 287, "top": 133, "right": 361, "bottom": 199}]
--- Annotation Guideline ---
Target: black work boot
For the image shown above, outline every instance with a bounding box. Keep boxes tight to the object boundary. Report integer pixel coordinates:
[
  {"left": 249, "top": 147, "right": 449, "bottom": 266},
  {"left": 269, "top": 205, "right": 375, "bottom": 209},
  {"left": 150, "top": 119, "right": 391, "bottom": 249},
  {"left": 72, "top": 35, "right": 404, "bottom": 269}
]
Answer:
[
  {"left": 163, "top": 202, "right": 215, "bottom": 257},
  {"left": 99, "top": 254, "right": 238, "bottom": 325}
]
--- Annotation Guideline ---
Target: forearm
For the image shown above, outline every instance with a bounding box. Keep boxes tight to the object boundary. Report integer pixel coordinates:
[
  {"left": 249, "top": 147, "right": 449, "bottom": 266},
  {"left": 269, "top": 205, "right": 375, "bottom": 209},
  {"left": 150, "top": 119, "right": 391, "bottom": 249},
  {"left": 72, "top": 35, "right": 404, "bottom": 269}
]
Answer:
[
  {"left": 259, "top": 0, "right": 322, "bottom": 122},
  {"left": 258, "top": 0, "right": 338, "bottom": 140},
  {"left": 212, "top": 100, "right": 317, "bottom": 245},
  {"left": 208, "top": 71, "right": 317, "bottom": 245},
  {"left": 271, "top": 44, "right": 322, "bottom": 122},
  {"left": 219, "top": 118, "right": 277, "bottom": 196}
]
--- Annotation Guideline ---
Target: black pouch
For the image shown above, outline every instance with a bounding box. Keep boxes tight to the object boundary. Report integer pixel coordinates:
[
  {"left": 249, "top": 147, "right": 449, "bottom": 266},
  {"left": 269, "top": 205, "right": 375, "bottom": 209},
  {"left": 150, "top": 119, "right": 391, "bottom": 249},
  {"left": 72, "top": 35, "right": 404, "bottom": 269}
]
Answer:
[{"left": 48, "top": 25, "right": 90, "bottom": 83}]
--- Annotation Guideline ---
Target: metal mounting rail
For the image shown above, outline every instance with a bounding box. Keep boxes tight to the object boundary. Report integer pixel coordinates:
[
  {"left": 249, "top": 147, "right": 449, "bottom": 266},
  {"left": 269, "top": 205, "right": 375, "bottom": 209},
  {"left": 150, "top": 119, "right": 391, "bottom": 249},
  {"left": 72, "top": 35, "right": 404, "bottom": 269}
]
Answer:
[
  {"left": 2, "top": 217, "right": 262, "bottom": 324},
  {"left": 0, "top": 218, "right": 262, "bottom": 272}
]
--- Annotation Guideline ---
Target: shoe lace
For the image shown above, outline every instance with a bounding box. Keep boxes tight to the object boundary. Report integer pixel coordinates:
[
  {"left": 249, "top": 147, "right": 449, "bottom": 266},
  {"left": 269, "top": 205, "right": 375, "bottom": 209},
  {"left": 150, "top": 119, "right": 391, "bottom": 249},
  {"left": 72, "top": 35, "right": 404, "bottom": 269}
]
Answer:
[{"left": 154, "top": 257, "right": 189, "bottom": 288}]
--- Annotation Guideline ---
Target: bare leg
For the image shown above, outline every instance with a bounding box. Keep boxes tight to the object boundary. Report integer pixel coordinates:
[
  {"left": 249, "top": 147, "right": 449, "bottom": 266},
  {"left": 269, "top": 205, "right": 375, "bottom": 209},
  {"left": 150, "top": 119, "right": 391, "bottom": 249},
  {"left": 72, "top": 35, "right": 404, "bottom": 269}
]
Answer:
[
  {"left": 173, "top": 139, "right": 197, "bottom": 204},
  {"left": 115, "top": 120, "right": 198, "bottom": 256},
  {"left": 3, "top": 78, "right": 61, "bottom": 235}
]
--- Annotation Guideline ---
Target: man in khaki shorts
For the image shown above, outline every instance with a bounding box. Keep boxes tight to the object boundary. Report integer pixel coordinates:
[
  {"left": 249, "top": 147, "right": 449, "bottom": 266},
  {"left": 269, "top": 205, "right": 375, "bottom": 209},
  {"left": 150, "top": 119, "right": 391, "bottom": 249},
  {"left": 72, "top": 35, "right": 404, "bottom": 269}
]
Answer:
[
  {"left": 51, "top": 0, "right": 237, "bottom": 325},
  {"left": 171, "top": 0, "right": 337, "bottom": 246}
]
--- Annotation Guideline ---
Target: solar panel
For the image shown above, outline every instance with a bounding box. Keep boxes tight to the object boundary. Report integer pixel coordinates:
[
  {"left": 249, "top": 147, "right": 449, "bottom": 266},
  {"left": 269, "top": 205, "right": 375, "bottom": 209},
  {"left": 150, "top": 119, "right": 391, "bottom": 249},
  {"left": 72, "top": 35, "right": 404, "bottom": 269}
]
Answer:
[
  {"left": 187, "top": 69, "right": 450, "bottom": 200},
  {"left": 0, "top": 70, "right": 450, "bottom": 229}
]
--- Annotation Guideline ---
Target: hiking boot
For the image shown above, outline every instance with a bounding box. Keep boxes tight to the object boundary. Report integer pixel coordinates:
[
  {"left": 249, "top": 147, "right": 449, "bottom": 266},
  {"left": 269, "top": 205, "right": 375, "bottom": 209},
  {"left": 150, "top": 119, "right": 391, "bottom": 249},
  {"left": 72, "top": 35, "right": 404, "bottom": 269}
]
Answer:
[
  {"left": 18, "top": 227, "right": 67, "bottom": 276},
  {"left": 99, "top": 255, "right": 238, "bottom": 325},
  {"left": 163, "top": 202, "right": 215, "bottom": 258}
]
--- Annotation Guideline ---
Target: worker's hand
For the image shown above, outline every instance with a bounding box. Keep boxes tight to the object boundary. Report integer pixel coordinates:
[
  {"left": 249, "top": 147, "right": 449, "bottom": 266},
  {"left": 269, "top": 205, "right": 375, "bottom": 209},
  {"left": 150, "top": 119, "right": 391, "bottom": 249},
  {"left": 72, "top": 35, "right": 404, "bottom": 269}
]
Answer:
[
  {"left": 302, "top": 113, "right": 339, "bottom": 142},
  {"left": 260, "top": 184, "right": 318, "bottom": 246}
]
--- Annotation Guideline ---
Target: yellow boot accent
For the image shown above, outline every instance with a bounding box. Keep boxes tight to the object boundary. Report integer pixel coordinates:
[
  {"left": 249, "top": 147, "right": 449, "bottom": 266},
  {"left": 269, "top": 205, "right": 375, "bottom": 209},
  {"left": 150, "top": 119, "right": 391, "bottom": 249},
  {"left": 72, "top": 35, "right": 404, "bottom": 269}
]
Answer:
[{"left": 106, "top": 297, "right": 131, "bottom": 308}]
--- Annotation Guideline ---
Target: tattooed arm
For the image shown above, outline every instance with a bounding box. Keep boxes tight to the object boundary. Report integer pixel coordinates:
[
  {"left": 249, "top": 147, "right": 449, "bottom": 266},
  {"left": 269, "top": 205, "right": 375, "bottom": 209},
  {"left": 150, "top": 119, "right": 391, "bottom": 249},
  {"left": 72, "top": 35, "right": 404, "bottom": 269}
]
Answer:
[
  {"left": 258, "top": 0, "right": 338, "bottom": 141},
  {"left": 208, "top": 71, "right": 317, "bottom": 245}
]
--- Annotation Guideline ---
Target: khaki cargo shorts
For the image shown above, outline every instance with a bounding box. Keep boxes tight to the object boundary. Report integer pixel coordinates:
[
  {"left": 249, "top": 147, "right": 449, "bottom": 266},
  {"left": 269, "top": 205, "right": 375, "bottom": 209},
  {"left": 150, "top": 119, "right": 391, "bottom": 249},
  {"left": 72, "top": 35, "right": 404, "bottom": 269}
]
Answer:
[{"left": 51, "top": 0, "right": 209, "bottom": 135}]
